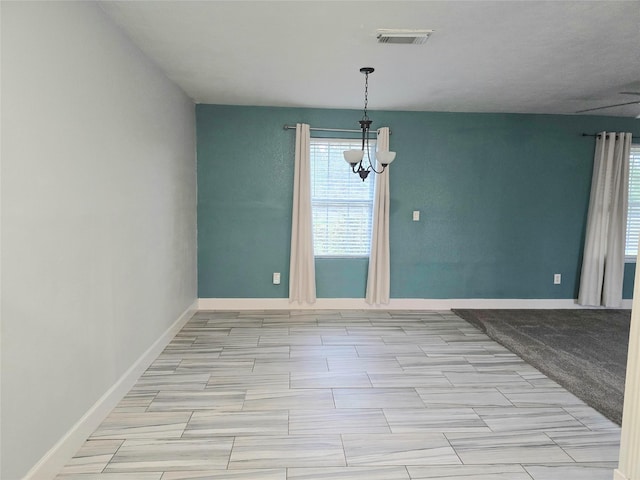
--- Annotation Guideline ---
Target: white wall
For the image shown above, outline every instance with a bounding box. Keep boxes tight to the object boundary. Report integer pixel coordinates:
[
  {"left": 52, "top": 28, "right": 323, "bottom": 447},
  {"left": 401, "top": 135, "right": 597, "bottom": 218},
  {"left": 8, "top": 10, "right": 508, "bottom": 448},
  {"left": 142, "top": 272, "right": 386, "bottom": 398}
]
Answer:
[{"left": 0, "top": 2, "right": 197, "bottom": 478}]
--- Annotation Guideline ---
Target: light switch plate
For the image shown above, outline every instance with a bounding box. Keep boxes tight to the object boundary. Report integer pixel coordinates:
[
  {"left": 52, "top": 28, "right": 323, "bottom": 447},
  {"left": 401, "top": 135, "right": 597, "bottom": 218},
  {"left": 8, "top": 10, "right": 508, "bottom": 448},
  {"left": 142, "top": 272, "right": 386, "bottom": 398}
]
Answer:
[
  {"left": 413, "top": 210, "right": 420, "bottom": 221},
  {"left": 273, "top": 272, "right": 281, "bottom": 285}
]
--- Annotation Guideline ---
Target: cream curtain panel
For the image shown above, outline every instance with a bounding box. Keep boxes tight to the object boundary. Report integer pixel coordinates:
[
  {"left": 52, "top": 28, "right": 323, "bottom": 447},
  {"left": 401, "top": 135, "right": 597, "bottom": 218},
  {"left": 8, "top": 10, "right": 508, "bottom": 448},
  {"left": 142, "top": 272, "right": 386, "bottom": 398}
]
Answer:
[
  {"left": 578, "top": 132, "right": 632, "bottom": 307},
  {"left": 289, "top": 123, "right": 316, "bottom": 304},
  {"left": 366, "top": 127, "right": 392, "bottom": 305}
]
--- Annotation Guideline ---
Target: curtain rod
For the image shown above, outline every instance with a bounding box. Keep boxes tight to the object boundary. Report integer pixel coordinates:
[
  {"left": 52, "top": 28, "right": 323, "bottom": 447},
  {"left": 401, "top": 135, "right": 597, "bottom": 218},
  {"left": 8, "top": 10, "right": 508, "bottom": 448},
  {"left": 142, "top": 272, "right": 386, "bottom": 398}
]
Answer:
[
  {"left": 582, "top": 133, "right": 639, "bottom": 141},
  {"left": 283, "top": 125, "right": 392, "bottom": 135}
]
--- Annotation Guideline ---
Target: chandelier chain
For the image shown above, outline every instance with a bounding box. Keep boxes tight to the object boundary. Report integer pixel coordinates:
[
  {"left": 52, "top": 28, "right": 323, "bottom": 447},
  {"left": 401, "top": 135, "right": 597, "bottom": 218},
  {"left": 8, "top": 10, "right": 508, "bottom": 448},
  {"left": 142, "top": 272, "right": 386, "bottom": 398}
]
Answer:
[{"left": 363, "top": 72, "right": 369, "bottom": 120}]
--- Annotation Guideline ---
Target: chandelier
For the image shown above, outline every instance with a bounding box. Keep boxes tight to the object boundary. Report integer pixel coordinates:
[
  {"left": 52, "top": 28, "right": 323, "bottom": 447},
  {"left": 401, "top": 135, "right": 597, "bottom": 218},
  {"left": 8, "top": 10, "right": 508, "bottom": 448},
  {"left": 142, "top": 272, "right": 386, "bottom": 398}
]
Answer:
[{"left": 343, "top": 67, "right": 396, "bottom": 181}]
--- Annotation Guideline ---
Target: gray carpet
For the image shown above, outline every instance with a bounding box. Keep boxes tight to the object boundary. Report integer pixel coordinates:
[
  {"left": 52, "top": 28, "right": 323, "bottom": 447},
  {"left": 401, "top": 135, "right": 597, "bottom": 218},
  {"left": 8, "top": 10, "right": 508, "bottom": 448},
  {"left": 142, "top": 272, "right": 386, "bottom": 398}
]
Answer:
[{"left": 452, "top": 309, "right": 630, "bottom": 425}]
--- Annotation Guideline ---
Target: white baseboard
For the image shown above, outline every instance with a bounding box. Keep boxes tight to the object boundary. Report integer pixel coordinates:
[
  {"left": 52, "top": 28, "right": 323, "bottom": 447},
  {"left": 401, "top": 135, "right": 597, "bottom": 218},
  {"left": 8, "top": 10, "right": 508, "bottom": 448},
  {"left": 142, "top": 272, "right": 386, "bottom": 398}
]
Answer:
[
  {"left": 613, "top": 469, "right": 629, "bottom": 480},
  {"left": 198, "top": 297, "right": 633, "bottom": 311},
  {"left": 23, "top": 299, "right": 198, "bottom": 480}
]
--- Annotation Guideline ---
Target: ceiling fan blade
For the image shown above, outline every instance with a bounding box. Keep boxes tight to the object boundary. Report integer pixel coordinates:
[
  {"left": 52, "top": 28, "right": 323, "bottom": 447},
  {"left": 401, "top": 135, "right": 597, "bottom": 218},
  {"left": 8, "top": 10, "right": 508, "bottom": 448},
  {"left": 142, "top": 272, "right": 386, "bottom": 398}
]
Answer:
[
  {"left": 620, "top": 92, "right": 640, "bottom": 96},
  {"left": 575, "top": 100, "right": 640, "bottom": 114}
]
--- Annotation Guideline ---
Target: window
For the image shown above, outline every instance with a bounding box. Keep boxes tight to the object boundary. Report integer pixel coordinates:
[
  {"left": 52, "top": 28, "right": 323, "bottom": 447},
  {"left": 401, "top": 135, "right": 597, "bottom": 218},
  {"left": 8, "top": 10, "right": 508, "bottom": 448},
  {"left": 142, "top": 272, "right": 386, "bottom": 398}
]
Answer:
[
  {"left": 310, "top": 138, "right": 376, "bottom": 257},
  {"left": 626, "top": 144, "right": 640, "bottom": 259}
]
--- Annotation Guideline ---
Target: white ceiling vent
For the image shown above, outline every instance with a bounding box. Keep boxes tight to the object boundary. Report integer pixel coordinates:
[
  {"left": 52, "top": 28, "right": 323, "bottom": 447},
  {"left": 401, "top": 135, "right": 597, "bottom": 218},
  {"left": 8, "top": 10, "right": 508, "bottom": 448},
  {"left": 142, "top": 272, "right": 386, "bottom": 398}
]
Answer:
[{"left": 376, "top": 29, "right": 433, "bottom": 45}]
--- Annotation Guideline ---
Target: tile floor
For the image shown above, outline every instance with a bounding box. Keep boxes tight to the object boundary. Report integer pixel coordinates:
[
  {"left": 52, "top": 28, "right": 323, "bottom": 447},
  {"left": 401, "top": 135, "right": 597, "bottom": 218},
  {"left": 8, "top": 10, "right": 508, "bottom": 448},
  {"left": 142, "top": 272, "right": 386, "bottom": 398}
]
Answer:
[{"left": 55, "top": 310, "right": 621, "bottom": 480}]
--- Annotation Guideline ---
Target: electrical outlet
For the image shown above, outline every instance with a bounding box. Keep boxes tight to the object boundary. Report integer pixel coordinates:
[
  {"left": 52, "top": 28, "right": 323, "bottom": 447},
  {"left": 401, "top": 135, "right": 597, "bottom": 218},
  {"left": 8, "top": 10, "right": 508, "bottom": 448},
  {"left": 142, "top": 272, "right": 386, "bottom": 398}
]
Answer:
[
  {"left": 413, "top": 210, "right": 420, "bottom": 221},
  {"left": 273, "top": 272, "right": 281, "bottom": 285},
  {"left": 554, "top": 273, "right": 561, "bottom": 285}
]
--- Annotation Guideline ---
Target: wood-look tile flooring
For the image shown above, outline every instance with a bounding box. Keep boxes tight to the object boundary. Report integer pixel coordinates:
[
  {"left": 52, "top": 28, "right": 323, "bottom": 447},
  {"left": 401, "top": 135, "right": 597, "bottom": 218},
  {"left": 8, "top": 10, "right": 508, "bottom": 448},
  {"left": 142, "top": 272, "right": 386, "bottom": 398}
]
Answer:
[{"left": 56, "top": 310, "right": 621, "bottom": 480}]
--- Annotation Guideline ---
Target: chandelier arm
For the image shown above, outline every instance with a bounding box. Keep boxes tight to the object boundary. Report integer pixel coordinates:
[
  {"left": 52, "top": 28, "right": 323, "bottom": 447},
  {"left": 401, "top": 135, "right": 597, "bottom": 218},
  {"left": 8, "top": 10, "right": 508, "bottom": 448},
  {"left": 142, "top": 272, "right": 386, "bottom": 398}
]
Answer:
[
  {"left": 368, "top": 157, "right": 386, "bottom": 175},
  {"left": 364, "top": 134, "right": 379, "bottom": 174}
]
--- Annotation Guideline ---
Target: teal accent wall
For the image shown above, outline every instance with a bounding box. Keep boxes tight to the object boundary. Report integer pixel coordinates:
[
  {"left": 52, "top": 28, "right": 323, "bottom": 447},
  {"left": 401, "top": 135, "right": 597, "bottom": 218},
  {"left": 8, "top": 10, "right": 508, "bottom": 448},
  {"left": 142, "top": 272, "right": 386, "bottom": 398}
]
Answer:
[
  {"left": 197, "top": 104, "right": 639, "bottom": 299},
  {"left": 624, "top": 263, "right": 636, "bottom": 299}
]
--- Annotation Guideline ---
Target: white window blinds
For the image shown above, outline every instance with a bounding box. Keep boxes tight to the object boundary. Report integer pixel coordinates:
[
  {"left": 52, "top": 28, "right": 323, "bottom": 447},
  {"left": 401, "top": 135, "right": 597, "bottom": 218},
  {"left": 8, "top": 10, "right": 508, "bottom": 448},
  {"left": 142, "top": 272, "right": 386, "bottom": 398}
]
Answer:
[
  {"left": 310, "top": 138, "right": 376, "bottom": 257},
  {"left": 626, "top": 144, "right": 640, "bottom": 259}
]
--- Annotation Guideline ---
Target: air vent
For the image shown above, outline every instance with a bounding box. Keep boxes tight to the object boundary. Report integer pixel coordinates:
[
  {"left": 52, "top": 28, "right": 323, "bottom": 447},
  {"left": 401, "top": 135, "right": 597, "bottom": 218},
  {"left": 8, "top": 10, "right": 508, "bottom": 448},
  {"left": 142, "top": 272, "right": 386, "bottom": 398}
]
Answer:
[{"left": 376, "top": 29, "right": 433, "bottom": 45}]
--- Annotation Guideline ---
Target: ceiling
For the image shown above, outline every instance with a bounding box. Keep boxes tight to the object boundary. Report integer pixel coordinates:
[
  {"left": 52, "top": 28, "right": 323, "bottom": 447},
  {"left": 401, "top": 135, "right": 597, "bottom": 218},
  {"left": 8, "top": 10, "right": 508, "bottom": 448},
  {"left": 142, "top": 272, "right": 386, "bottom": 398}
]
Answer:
[{"left": 99, "top": 1, "right": 640, "bottom": 117}]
